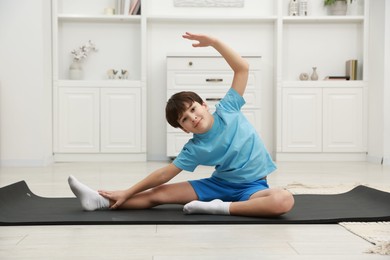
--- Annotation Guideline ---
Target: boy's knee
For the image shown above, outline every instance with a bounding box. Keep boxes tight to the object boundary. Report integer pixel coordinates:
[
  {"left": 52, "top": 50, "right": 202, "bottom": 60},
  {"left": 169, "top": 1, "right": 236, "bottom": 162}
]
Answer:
[{"left": 273, "top": 190, "right": 295, "bottom": 215}]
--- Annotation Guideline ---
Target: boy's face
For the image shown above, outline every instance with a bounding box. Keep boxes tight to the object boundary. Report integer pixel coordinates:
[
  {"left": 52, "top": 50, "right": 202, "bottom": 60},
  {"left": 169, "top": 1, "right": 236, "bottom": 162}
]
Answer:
[{"left": 178, "top": 101, "right": 214, "bottom": 134}]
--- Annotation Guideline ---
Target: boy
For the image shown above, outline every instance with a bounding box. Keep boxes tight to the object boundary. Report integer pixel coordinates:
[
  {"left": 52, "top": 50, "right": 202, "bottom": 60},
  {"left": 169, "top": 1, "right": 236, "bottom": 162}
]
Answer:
[{"left": 68, "top": 32, "right": 294, "bottom": 217}]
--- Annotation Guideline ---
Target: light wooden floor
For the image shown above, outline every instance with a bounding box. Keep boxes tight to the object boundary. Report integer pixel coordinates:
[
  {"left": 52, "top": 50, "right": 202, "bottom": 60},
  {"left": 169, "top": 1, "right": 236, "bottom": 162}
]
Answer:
[{"left": 1, "top": 161, "right": 389, "bottom": 259}]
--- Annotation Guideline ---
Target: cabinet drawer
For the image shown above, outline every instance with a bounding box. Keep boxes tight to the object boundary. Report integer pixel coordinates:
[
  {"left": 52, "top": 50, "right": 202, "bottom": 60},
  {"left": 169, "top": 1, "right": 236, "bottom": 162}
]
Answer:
[
  {"left": 167, "top": 90, "right": 260, "bottom": 109},
  {"left": 167, "top": 56, "right": 261, "bottom": 71},
  {"left": 167, "top": 71, "right": 258, "bottom": 91}
]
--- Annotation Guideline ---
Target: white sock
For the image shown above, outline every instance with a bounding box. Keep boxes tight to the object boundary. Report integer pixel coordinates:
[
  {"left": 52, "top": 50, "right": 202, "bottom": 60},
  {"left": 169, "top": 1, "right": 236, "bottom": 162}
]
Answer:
[
  {"left": 183, "top": 199, "right": 231, "bottom": 215},
  {"left": 68, "top": 175, "right": 109, "bottom": 211}
]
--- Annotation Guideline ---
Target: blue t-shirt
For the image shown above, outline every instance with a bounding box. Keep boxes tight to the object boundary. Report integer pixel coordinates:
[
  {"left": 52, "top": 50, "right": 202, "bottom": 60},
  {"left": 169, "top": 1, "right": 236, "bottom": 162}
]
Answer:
[{"left": 173, "top": 88, "right": 276, "bottom": 183}]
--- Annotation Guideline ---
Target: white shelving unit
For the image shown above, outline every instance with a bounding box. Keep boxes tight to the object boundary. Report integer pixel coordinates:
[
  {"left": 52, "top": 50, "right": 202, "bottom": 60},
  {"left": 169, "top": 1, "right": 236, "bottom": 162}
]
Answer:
[
  {"left": 275, "top": 0, "right": 369, "bottom": 161},
  {"left": 51, "top": 0, "right": 369, "bottom": 162},
  {"left": 52, "top": 0, "right": 147, "bottom": 162}
]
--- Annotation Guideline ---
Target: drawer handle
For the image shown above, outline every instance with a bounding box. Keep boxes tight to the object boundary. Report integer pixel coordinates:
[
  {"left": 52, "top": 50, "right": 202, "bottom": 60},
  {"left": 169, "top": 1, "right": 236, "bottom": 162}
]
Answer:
[
  {"left": 206, "top": 78, "right": 223, "bottom": 82},
  {"left": 206, "top": 98, "right": 222, "bottom": 102}
]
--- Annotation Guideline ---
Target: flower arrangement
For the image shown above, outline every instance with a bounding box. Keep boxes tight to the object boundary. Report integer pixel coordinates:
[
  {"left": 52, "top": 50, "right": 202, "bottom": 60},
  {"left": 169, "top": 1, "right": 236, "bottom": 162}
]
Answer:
[{"left": 70, "top": 40, "right": 98, "bottom": 62}]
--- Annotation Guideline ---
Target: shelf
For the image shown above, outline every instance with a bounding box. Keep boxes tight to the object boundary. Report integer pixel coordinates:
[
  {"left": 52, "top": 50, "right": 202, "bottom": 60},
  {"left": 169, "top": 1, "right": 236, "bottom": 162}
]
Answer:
[
  {"left": 58, "top": 14, "right": 141, "bottom": 23},
  {"left": 282, "top": 80, "right": 368, "bottom": 88},
  {"left": 57, "top": 80, "right": 142, "bottom": 88},
  {"left": 147, "top": 15, "right": 277, "bottom": 23},
  {"left": 282, "top": 16, "right": 364, "bottom": 24}
]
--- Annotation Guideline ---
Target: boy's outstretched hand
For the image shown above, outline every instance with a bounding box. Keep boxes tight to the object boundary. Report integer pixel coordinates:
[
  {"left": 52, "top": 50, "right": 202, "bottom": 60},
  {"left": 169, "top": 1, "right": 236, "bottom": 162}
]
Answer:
[{"left": 182, "top": 32, "right": 217, "bottom": 48}]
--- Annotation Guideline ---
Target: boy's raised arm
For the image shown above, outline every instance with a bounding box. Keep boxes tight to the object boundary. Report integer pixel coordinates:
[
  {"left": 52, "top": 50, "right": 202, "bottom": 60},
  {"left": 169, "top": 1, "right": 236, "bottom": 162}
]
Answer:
[{"left": 182, "top": 32, "right": 249, "bottom": 96}]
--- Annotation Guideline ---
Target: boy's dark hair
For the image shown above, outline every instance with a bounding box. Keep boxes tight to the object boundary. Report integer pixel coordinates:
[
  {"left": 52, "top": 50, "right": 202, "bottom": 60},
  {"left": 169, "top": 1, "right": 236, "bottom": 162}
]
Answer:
[{"left": 166, "top": 91, "right": 204, "bottom": 128}]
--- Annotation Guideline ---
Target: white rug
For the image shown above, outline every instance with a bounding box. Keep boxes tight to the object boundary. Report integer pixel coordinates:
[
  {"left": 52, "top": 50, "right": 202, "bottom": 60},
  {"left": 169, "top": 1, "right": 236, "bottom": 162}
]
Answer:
[
  {"left": 339, "top": 222, "right": 390, "bottom": 255},
  {"left": 284, "top": 183, "right": 390, "bottom": 255}
]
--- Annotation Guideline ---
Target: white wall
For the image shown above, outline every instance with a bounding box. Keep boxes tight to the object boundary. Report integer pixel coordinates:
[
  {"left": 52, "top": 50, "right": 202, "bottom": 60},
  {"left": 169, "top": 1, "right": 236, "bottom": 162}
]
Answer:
[
  {"left": 383, "top": 2, "right": 390, "bottom": 165},
  {"left": 0, "top": 0, "right": 52, "bottom": 166},
  {"left": 367, "top": 0, "right": 390, "bottom": 165}
]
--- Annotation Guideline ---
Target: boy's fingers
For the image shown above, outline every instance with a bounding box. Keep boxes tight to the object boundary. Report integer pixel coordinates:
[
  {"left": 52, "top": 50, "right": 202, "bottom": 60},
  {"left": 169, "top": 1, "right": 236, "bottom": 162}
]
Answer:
[
  {"left": 110, "top": 201, "right": 121, "bottom": 209},
  {"left": 98, "top": 191, "right": 111, "bottom": 199}
]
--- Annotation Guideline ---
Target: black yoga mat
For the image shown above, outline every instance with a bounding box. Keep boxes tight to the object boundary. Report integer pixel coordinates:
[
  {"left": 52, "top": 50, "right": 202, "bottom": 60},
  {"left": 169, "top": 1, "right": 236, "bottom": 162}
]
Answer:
[{"left": 1, "top": 181, "right": 390, "bottom": 226}]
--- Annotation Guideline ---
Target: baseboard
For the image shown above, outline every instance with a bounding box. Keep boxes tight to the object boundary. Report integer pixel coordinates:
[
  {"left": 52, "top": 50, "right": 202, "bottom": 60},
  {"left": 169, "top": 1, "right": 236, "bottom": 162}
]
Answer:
[
  {"left": 275, "top": 153, "right": 367, "bottom": 162},
  {"left": 367, "top": 155, "right": 390, "bottom": 165},
  {"left": 0, "top": 155, "right": 54, "bottom": 167},
  {"left": 53, "top": 153, "right": 147, "bottom": 162},
  {"left": 146, "top": 154, "right": 171, "bottom": 162},
  {"left": 383, "top": 157, "right": 390, "bottom": 165},
  {"left": 366, "top": 155, "right": 383, "bottom": 164}
]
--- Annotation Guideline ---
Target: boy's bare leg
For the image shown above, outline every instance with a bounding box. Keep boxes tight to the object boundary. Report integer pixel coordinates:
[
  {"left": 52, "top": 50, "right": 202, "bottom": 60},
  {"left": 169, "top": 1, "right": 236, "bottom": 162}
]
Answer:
[
  {"left": 229, "top": 188, "right": 295, "bottom": 217},
  {"left": 117, "top": 182, "right": 198, "bottom": 209},
  {"left": 69, "top": 175, "right": 198, "bottom": 211}
]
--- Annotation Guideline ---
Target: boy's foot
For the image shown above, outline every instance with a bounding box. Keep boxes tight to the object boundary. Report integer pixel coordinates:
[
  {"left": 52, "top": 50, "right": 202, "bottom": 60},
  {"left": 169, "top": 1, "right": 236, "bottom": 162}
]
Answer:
[
  {"left": 183, "top": 199, "right": 231, "bottom": 215},
  {"left": 68, "top": 175, "right": 109, "bottom": 211}
]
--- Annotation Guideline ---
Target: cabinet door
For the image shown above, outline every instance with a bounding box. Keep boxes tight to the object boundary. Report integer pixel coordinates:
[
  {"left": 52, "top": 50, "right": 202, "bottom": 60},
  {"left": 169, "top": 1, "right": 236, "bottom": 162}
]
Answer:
[
  {"left": 58, "top": 88, "right": 100, "bottom": 153},
  {"left": 282, "top": 88, "right": 322, "bottom": 152},
  {"left": 100, "top": 88, "right": 141, "bottom": 153},
  {"left": 323, "top": 88, "right": 363, "bottom": 152}
]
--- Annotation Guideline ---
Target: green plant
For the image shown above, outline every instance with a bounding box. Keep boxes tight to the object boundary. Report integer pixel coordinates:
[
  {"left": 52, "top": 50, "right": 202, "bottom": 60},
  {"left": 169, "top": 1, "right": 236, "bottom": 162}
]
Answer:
[{"left": 324, "top": 0, "right": 347, "bottom": 6}]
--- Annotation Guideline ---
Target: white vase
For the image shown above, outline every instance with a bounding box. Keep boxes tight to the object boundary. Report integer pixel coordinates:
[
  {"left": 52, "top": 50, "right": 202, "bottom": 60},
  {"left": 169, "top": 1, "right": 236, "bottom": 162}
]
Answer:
[
  {"left": 69, "top": 61, "right": 83, "bottom": 80},
  {"left": 329, "top": 0, "right": 348, "bottom": 16},
  {"left": 311, "top": 67, "right": 319, "bottom": 81}
]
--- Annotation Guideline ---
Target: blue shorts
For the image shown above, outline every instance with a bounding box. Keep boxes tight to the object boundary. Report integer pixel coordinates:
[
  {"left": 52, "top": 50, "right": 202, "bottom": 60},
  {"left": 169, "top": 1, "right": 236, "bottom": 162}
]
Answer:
[{"left": 189, "top": 176, "right": 269, "bottom": 202}]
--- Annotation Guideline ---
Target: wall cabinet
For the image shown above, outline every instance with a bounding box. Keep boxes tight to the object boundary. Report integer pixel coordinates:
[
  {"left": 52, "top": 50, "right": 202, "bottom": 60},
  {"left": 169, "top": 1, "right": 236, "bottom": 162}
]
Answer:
[
  {"left": 166, "top": 55, "right": 262, "bottom": 158},
  {"left": 282, "top": 87, "right": 365, "bottom": 153}
]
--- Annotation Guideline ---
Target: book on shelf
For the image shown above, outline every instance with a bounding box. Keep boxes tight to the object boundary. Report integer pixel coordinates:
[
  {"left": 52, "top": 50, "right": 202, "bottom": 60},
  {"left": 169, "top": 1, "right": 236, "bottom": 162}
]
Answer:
[
  {"left": 324, "top": 76, "right": 350, "bottom": 81},
  {"left": 116, "top": 0, "right": 124, "bottom": 15},
  {"left": 123, "top": 0, "right": 131, "bottom": 15},
  {"left": 116, "top": 0, "right": 136, "bottom": 15},
  {"left": 346, "top": 59, "right": 358, "bottom": 80},
  {"left": 129, "top": 0, "right": 141, "bottom": 15}
]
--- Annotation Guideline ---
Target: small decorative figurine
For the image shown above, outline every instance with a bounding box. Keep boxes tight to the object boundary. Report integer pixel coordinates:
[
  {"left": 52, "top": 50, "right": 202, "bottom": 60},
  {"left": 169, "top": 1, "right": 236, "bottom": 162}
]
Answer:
[
  {"left": 107, "top": 69, "right": 118, "bottom": 79},
  {"left": 299, "top": 73, "right": 309, "bottom": 81},
  {"left": 120, "top": 69, "right": 129, "bottom": 79}
]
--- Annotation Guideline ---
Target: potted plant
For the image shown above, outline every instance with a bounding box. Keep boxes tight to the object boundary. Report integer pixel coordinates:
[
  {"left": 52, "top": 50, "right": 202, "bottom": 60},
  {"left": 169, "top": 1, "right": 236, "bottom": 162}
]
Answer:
[{"left": 324, "top": 0, "right": 348, "bottom": 15}]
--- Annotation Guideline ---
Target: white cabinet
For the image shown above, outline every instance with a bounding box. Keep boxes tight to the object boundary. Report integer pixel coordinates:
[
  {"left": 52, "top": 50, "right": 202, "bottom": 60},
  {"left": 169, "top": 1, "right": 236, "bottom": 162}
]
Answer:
[
  {"left": 323, "top": 88, "right": 364, "bottom": 152},
  {"left": 282, "top": 87, "right": 365, "bottom": 154},
  {"left": 52, "top": 0, "right": 146, "bottom": 161},
  {"left": 100, "top": 88, "right": 141, "bottom": 153},
  {"left": 275, "top": 0, "right": 369, "bottom": 161},
  {"left": 56, "top": 87, "right": 141, "bottom": 154},
  {"left": 166, "top": 55, "right": 262, "bottom": 158},
  {"left": 282, "top": 88, "right": 322, "bottom": 152},
  {"left": 57, "top": 88, "right": 100, "bottom": 153}
]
